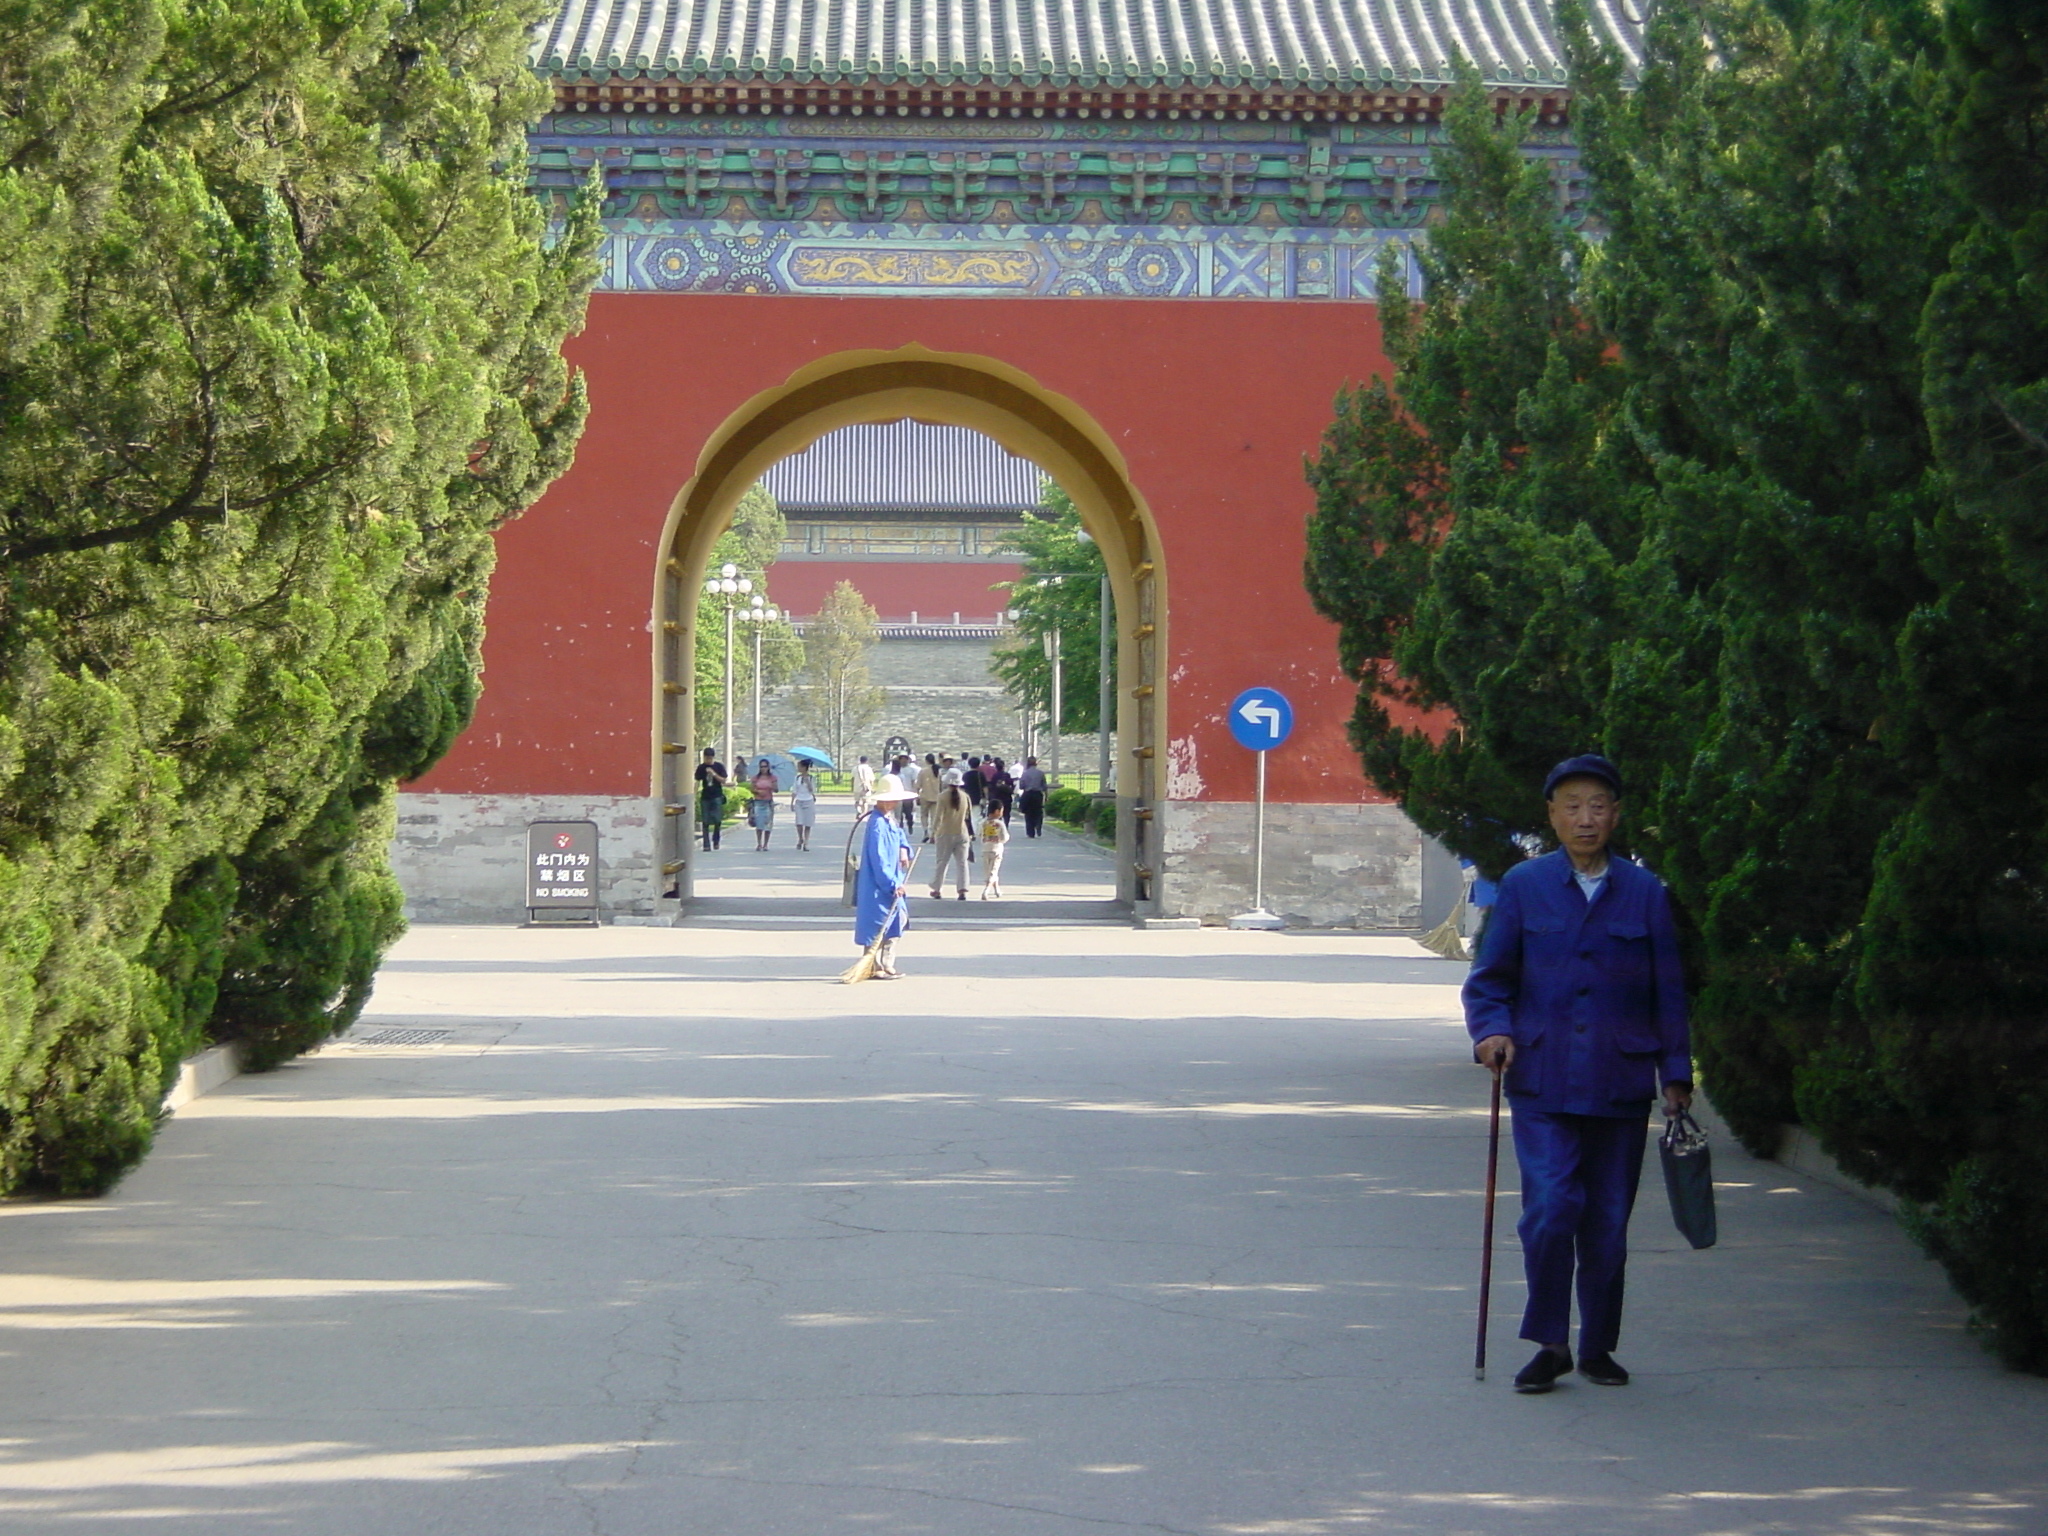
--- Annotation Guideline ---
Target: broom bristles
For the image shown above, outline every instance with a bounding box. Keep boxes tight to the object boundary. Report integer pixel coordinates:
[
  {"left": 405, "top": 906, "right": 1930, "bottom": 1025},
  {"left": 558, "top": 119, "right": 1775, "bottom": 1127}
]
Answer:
[
  {"left": 840, "top": 843, "right": 918, "bottom": 983},
  {"left": 1418, "top": 908, "right": 1469, "bottom": 962}
]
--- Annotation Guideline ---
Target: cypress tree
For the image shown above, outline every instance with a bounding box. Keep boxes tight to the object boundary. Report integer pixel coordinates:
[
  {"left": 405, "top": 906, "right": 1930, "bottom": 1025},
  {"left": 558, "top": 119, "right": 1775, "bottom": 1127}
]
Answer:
[
  {"left": 1304, "top": 63, "right": 1634, "bottom": 879},
  {"left": 1309, "top": 0, "right": 2048, "bottom": 1365},
  {"left": 1850, "top": 0, "right": 2048, "bottom": 1366},
  {"left": 0, "top": 0, "right": 597, "bottom": 1190}
]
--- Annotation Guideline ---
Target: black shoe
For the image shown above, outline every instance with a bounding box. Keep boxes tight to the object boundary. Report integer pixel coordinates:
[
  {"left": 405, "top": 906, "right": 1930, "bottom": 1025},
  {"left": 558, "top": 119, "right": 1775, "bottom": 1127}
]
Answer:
[
  {"left": 1577, "top": 1352, "right": 1630, "bottom": 1386},
  {"left": 1513, "top": 1348, "right": 1572, "bottom": 1394}
]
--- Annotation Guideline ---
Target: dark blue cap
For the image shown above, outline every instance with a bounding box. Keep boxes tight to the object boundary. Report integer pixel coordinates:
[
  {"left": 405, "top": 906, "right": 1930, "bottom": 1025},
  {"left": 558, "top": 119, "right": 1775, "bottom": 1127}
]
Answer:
[{"left": 1544, "top": 754, "right": 1623, "bottom": 800}]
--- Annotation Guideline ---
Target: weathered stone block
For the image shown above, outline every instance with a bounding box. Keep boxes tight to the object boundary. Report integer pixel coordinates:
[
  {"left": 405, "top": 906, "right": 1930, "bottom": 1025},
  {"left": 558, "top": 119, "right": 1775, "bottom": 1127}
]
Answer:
[
  {"left": 1158, "top": 800, "right": 1423, "bottom": 927},
  {"left": 390, "top": 793, "right": 663, "bottom": 924}
]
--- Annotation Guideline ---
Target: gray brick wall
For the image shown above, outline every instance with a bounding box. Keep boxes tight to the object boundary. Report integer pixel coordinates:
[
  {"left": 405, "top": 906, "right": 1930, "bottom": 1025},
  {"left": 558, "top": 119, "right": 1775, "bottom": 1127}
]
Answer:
[
  {"left": 1158, "top": 800, "right": 1424, "bottom": 928},
  {"left": 391, "top": 793, "right": 667, "bottom": 925},
  {"left": 736, "top": 634, "right": 1105, "bottom": 771},
  {"left": 386, "top": 790, "right": 1427, "bottom": 930}
]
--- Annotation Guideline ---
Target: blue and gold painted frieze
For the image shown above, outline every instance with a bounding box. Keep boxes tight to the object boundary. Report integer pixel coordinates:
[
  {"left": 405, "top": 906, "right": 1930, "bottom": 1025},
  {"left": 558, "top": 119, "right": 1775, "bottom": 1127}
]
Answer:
[
  {"left": 532, "top": 110, "right": 1587, "bottom": 301},
  {"left": 598, "top": 219, "right": 1415, "bottom": 299}
]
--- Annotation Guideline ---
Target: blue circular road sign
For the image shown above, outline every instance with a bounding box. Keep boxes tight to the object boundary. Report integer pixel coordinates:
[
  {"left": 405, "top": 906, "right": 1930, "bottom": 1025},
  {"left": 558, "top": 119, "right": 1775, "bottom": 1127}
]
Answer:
[{"left": 1228, "top": 686, "right": 1295, "bottom": 752}]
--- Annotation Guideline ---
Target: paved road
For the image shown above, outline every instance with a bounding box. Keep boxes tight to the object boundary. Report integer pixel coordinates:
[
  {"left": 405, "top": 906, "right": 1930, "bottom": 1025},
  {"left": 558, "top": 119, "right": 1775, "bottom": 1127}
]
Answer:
[
  {"left": 1, "top": 875, "right": 2042, "bottom": 1531},
  {"left": 688, "top": 792, "right": 1122, "bottom": 924}
]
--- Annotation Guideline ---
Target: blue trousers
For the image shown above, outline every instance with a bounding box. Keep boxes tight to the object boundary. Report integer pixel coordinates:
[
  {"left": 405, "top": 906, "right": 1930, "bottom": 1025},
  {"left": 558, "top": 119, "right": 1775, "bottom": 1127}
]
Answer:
[{"left": 1511, "top": 1107, "right": 1650, "bottom": 1355}]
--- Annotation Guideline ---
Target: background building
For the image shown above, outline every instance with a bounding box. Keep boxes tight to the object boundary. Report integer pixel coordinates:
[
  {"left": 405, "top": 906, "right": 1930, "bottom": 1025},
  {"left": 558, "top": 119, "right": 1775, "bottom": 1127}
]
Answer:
[
  {"left": 753, "top": 419, "right": 1094, "bottom": 764},
  {"left": 389, "top": 0, "right": 1627, "bottom": 926}
]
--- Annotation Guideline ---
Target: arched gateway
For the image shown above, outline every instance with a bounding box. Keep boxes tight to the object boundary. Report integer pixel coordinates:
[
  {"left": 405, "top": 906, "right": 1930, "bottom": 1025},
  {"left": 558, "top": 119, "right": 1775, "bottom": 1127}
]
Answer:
[
  {"left": 655, "top": 348, "right": 1165, "bottom": 904},
  {"left": 392, "top": 0, "right": 1639, "bottom": 926}
]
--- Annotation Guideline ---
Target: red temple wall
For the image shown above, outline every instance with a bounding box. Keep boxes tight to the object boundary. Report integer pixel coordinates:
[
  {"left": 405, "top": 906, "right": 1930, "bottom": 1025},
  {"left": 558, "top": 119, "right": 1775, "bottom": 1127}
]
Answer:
[
  {"left": 414, "top": 292, "right": 1410, "bottom": 806},
  {"left": 765, "top": 561, "right": 1023, "bottom": 621}
]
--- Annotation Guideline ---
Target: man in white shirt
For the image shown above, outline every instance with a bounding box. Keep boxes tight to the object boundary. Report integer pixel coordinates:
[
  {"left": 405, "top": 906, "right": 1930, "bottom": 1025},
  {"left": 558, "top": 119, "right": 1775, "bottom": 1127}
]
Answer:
[{"left": 853, "top": 755, "right": 875, "bottom": 816}]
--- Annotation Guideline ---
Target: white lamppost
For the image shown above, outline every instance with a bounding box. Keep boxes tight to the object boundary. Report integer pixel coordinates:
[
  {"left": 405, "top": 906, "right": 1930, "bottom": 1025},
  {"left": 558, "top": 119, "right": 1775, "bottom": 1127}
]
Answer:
[
  {"left": 741, "top": 595, "right": 778, "bottom": 760},
  {"left": 702, "top": 562, "right": 752, "bottom": 765},
  {"left": 1042, "top": 621, "right": 1063, "bottom": 788},
  {"left": 1004, "top": 609, "right": 1033, "bottom": 763}
]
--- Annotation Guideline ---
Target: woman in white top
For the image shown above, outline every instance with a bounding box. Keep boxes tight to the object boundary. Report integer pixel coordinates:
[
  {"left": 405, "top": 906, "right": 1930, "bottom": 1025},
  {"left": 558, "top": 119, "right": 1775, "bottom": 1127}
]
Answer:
[{"left": 790, "top": 761, "right": 820, "bottom": 851}]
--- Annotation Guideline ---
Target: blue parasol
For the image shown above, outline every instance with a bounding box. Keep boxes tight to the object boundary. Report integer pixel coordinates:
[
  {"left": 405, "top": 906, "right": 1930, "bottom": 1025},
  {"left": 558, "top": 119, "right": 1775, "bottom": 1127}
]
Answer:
[{"left": 785, "top": 745, "right": 835, "bottom": 768}]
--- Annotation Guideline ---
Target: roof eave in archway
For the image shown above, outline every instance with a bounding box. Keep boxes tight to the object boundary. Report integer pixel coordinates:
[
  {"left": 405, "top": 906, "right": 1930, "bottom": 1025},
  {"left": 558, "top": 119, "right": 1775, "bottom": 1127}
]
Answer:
[{"left": 541, "top": 73, "right": 1586, "bottom": 126}]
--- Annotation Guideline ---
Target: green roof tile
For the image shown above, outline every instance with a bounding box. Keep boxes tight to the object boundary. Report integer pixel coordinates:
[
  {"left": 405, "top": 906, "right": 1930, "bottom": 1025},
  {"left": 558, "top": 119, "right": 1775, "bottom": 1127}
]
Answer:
[{"left": 534, "top": 0, "right": 1642, "bottom": 91}]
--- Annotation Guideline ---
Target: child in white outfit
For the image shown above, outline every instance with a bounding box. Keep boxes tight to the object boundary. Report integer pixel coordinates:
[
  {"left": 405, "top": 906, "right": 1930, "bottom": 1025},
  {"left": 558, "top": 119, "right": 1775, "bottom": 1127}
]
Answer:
[{"left": 979, "top": 813, "right": 1009, "bottom": 898}]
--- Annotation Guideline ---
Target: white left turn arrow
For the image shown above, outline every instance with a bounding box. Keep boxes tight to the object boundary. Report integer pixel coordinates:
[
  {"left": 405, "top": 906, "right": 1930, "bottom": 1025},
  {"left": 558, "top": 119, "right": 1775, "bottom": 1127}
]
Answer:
[{"left": 1238, "top": 699, "right": 1282, "bottom": 740}]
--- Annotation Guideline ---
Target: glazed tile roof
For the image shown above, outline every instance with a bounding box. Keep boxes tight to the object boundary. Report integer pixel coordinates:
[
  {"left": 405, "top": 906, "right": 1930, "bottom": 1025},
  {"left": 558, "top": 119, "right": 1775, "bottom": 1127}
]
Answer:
[
  {"left": 535, "top": 0, "right": 1642, "bottom": 90},
  {"left": 764, "top": 421, "right": 1049, "bottom": 514}
]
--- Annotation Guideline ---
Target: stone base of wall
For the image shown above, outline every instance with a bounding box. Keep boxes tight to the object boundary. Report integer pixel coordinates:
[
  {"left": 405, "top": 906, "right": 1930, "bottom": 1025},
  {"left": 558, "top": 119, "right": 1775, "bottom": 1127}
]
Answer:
[
  {"left": 391, "top": 793, "right": 666, "bottom": 925},
  {"left": 1159, "top": 801, "right": 1424, "bottom": 928},
  {"left": 392, "top": 792, "right": 1425, "bottom": 929}
]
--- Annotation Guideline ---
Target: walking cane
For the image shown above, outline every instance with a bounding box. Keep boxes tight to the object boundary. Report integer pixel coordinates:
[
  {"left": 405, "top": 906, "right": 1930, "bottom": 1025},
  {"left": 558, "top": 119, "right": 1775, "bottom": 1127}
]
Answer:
[{"left": 1475, "top": 1056, "right": 1504, "bottom": 1381}]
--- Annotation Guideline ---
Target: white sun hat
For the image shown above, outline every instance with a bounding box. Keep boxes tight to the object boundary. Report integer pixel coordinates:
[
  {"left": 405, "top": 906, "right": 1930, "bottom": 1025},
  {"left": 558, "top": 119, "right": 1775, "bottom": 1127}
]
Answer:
[{"left": 870, "top": 772, "right": 916, "bottom": 802}]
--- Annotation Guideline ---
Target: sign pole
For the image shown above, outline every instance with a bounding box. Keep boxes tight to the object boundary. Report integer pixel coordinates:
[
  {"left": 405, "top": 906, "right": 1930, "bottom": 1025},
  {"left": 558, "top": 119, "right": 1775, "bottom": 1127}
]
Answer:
[
  {"left": 1227, "top": 685, "right": 1291, "bottom": 930},
  {"left": 1047, "top": 627, "right": 1063, "bottom": 786},
  {"left": 1253, "top": 746, "right": 1268, "bottom": 914}
]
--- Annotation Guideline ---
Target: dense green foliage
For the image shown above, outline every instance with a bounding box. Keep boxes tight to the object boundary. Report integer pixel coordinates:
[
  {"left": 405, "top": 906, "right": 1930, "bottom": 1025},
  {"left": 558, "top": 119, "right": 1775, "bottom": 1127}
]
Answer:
[
  {"left": 1305, "top": 0, "right": 2048, "bottom": 1366},
  {"left": 693, "top": 484, "right": 803, "bottom": 753},
  {"left": 992, "top": 487, "right": 1114, "bottom": 735},
  {"left": 0, "top": 0, "right": 596, "bottom": 1190}
]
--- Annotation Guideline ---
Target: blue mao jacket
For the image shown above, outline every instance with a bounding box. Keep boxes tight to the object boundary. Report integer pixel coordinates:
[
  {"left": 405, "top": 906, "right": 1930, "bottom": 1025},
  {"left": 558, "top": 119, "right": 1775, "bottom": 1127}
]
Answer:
[
  {"left": 1462, "top": 851, "right": 1691, "bottom": 1117},
  {"left": 852, "top": 810, "right": 910, "bottom": 948}
]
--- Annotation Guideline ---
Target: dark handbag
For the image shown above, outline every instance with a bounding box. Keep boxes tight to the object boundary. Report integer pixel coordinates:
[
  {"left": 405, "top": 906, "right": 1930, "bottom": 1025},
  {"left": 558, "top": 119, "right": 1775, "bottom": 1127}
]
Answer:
[{"left": 1659, "top": 1107, "right": 1718, "bottom": 1249}]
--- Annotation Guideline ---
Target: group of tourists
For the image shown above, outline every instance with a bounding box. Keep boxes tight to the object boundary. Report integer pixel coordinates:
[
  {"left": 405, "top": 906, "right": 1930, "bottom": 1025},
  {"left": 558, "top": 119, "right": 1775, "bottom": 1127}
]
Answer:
[
  {"left": 851, "top": 751, "right": 1051, "bottom": 840},
  {"left": 850, "top": 749, "right": 1041, "bottom": 902},
  {"left": 693, "top": 748, "right": 820, "bottom": 853},
  {"left": 844, "top": 741, "right": 1064, "bottom": 980},
  {"left": 695, "top": 738, "right": 1057, "bottom": 889}
]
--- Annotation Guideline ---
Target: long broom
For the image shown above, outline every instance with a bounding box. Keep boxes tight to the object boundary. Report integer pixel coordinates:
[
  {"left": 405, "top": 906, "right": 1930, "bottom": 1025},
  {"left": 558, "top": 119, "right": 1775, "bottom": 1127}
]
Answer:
[{"left": 841, "top": 847, "right": 921, "bottom": 984}]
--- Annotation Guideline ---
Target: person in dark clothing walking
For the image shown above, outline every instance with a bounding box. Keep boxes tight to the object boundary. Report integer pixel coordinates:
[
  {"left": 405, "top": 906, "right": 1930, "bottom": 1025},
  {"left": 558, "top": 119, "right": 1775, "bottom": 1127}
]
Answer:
[
  {"left": 694, "top": 748, "right": 728, "bottom": 852},
  {"left": 1017, "top": 757, "right": 1047, "bottom": 837},
  {"left": 1463, "top": 754, "right": 1693, "bottom": 1395}
]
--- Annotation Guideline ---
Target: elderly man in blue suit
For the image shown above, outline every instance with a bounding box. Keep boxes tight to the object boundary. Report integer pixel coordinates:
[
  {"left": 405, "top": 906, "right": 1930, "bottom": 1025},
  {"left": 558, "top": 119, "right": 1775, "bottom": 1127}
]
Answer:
[{"left": 1465, "top": 755, "right": 1693, "bottom": 1394}]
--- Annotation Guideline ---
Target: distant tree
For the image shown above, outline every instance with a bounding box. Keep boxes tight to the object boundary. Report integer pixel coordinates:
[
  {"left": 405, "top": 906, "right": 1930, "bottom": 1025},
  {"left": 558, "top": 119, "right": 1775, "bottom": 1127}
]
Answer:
[
  {"left": 694, "top": 484, "right": 804, "bottom": 750},
  {"left": 991, "top": 487, "right": 1112, "bottom": 736},
  {"left": 792, "top": 582, "right": 886, "bottom": 771}
]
